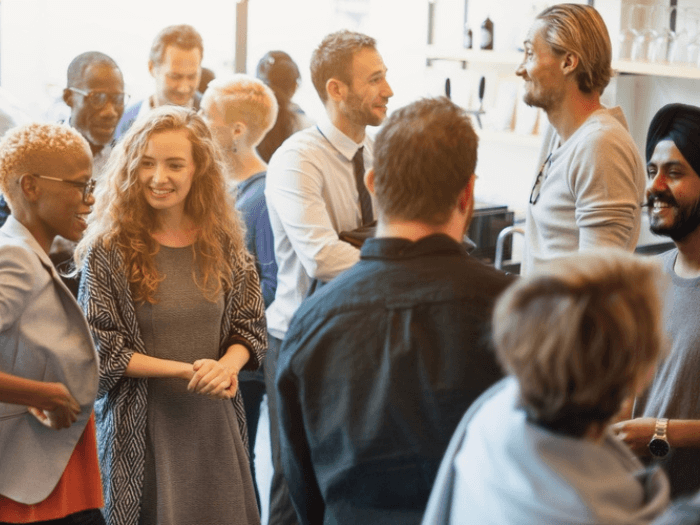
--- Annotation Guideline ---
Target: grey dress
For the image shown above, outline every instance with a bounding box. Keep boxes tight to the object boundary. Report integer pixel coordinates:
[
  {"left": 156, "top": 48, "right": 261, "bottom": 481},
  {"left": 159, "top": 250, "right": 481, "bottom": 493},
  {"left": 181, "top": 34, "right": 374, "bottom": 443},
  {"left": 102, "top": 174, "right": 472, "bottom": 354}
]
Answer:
[{"left": 136, "top": 245, "right": 259, "bottom": 525}]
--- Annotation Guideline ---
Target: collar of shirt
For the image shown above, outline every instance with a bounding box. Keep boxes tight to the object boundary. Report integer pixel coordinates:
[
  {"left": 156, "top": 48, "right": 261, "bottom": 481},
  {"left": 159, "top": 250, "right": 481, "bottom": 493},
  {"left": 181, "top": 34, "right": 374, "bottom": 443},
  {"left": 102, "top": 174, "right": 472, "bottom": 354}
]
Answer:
[
  {"left": 235, "top": 171, "right": 266, "bottom": 196},
  {"left": 360, "top": 234, "right": 468, "bottom": 261},
  {"left": 64, "top": 118, "right": 112, "bottom": 178},
  {"left": 317, "top": 117, "right": 369, "bottom": 162}
]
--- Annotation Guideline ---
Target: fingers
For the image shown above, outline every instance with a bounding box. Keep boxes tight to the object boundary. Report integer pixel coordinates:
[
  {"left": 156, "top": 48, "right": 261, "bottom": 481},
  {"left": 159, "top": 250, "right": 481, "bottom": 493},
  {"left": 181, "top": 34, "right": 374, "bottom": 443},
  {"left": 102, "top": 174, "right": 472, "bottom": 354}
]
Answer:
[
  {"left": 187, "top": 359, "right": 233, "bottom": 397},
  {"left": 29, "top": 406, "right": 78, "bottom": 430},
  {"left": 187, "top": 359, "right": 215, "bottom": 392},
  {"left": 29, "top": 407, "right": 51, "bottom": 427}
]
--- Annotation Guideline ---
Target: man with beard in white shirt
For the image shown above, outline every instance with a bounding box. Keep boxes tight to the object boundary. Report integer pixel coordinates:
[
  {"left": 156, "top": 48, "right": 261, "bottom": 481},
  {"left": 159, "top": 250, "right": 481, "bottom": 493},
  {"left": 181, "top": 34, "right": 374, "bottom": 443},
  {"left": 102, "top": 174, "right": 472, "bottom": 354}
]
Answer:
[{"left": 264, "top": 29, "right": 393, "bottom": 525}]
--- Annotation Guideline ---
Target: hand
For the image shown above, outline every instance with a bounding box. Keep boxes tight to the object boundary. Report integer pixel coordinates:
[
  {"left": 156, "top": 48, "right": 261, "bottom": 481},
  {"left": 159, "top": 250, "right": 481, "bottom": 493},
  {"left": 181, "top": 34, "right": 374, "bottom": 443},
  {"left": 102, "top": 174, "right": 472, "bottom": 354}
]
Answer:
[
  {"left": 28, "top": 382, "right": 81, "bottom": 430},
  {"left": 611, "top": 417, "right": 657, "bottom": 457},
  {"left": 188, "top": 359, "right": 238, "bottom": 400}
]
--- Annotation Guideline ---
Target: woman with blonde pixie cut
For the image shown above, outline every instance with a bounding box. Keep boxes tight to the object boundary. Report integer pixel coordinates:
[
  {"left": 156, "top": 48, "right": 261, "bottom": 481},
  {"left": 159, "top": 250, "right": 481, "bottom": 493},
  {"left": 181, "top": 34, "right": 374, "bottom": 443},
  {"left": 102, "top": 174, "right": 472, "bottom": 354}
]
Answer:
[
  {"left": 423, "top": 249, "right": 671, "bottom": 525},
  {"left": 75, "top": 105, "right": 265, "bottom": 525},
  {"left": 201, "top": 75, "right": 279, "bottom": 511}
]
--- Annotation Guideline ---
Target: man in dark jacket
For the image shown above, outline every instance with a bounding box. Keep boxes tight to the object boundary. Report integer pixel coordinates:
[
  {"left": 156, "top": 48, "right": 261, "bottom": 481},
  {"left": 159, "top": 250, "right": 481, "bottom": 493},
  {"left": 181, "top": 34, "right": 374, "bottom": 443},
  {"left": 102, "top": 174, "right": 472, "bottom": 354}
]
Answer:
[{"left": 275, "top": 96, "right": 515, "bottom": 525}]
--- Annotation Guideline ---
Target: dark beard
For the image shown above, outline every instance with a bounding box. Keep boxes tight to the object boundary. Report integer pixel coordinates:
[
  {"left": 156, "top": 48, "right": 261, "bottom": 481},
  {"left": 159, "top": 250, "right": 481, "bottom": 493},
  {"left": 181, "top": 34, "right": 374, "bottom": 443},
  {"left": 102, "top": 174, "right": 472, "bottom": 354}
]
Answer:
[{"left": 648, "top": 191, "right": 700, "bottom": 242}]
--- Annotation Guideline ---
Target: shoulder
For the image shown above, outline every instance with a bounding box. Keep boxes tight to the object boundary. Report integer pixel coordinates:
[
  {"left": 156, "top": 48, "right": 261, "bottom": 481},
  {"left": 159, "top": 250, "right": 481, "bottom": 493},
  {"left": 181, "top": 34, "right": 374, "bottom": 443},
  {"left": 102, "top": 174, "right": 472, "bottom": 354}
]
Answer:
[
  {"left": 84, "top": 240, "right": 125, "bottom": 271},
  {"left": 566, "top": 110, "right": 642, "bottom": 181},
  {"left": 238, "top": 173, "right": 266, "bottom": 198},
  {"left": 0, "top": 237, "right": 43, "bottom": 275},
  {"left": 269, "top": 126, "right": 324, "bottom": 162},
  {"left": 659, "top": 247, "right": 679, "bottom": 271},
  {"left": 121, "top": 100, "right": 142, "bottom": 121},
  {"left": 576, "top": 109, "right": 637, "bottom": 153},
  {"left": 266, "top": 127, "right": 327, "bottom": 181}
]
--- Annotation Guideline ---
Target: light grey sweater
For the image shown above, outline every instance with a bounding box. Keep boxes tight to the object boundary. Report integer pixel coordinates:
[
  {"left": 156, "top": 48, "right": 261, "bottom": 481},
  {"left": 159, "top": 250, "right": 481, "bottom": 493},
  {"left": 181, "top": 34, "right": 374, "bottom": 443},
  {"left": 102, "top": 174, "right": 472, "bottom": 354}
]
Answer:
[{"left": 522, "top": 107, "right": 645, "bottom": 275}]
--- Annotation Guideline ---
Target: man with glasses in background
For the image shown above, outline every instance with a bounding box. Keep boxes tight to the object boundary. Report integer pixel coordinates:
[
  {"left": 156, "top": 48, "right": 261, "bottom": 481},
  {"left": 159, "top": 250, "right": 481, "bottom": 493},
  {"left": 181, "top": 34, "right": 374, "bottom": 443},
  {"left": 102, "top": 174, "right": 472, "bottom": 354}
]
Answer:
[
  {"left": 63, "top": 51, "right": 127, "bottom": 177},
  {"left": 115, "top": 24, "right": 203, "bottom": 139},
  {"left": 518, "top": 3, "right": 644, "bottom": 275},
  {"left": 0, "top": 51, "right": 125, "bottom": 229},
  {"left": 0, "top": 51, "right": 120, "bottom": 293}
]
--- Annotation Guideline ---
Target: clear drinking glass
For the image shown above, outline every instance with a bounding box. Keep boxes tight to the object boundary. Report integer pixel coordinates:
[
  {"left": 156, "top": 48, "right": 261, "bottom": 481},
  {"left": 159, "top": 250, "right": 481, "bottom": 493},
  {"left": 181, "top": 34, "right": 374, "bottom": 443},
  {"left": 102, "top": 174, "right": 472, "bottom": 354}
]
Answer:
[
  {"left": 618, "top": 4, "right": 641, "bottom": 60},
  {"left": 688, "top": 9, "right": 700, "bottom": 65},
  {"left": 650, "top": 5, "right": 675, "bottom": 63},
  {"left": 632, "top": 4, "right": 657, "bottom": 62}
]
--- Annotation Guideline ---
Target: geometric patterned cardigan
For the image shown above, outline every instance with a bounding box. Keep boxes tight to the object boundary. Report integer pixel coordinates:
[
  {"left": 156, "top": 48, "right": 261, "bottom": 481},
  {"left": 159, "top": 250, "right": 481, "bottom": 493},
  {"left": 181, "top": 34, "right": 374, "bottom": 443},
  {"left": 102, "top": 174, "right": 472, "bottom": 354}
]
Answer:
[{"left": 78, "top": 242, "right": 267, "bottom": 525}]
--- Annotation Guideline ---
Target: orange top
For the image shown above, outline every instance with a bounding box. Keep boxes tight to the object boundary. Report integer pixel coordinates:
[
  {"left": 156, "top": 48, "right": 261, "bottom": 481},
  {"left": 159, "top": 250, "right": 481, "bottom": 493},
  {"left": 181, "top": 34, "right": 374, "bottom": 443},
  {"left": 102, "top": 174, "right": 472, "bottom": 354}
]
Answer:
[{"left": 0, "top": 412, "right": 104, "bottom": 523}]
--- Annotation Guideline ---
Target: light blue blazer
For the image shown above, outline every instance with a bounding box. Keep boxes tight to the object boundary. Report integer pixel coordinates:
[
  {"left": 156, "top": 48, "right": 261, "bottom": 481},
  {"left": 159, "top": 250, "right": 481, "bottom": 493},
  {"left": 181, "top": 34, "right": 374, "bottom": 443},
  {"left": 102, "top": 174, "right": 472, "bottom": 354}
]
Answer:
[{"left": 0, "top": 216, "right": 99, "bottom": 504}]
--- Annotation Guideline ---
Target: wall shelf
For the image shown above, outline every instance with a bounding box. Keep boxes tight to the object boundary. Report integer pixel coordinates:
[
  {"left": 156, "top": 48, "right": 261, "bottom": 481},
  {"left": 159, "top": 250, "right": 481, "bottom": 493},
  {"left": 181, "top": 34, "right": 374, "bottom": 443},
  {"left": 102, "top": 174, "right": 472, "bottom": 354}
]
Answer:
[
  {"left": 476, "top": 129, "right": 542, "bottom": 148},
  {"left": 426, "top": 46, "right": 700, "bottom": 79}
]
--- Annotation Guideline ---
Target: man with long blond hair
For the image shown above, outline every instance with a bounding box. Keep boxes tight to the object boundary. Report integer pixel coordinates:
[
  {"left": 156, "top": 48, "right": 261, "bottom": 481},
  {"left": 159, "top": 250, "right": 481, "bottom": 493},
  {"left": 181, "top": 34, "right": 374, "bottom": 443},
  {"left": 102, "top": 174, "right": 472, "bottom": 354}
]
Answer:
[{"left": 518, "top": 4, "right": 644, "bottom": 275}]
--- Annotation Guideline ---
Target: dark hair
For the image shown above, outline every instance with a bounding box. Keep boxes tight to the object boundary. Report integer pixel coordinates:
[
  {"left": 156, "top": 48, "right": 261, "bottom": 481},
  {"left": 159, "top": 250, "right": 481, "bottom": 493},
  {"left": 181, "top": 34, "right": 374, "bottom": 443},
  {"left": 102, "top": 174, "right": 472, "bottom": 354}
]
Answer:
[
  {"left": 256, "top": 51, "right": 302, "bottom": 162},
  {"left": 67, "top": 51, "right": 120, "bottom": 88},
  {"left": 310, "top": 30, "right": 376, "bottom": 104},
  {"left": 198, "top": 67, "right": 216, "bottom": 94},
  {"left": 373, "top": 97, "right": 477, "bottom": 225},
  {"left": 149, "top": 24, "right": 203, "bottom": 66}
]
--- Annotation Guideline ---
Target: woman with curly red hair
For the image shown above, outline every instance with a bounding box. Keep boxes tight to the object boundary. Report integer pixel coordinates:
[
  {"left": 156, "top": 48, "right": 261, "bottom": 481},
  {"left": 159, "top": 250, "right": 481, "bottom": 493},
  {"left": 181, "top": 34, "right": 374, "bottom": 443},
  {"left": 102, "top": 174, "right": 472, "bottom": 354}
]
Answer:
[{"left": 75, "top": 105, "right": 265, "bottom": 525}]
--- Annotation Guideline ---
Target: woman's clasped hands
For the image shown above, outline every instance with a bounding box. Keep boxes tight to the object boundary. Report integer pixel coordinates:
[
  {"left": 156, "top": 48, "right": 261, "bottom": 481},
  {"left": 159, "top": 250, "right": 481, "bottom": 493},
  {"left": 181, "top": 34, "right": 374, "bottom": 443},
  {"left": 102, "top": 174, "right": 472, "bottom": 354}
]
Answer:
[{"left": 187, "top": 359, "right": 239, "bottom": 400}]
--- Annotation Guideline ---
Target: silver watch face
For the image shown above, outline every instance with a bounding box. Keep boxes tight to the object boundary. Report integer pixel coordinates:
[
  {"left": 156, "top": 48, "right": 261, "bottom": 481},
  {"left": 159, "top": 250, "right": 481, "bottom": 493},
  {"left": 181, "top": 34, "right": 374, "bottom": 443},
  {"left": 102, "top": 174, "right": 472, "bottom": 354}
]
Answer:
[{"left": 649, "top": 437, "right": 670, "bottom": 458}]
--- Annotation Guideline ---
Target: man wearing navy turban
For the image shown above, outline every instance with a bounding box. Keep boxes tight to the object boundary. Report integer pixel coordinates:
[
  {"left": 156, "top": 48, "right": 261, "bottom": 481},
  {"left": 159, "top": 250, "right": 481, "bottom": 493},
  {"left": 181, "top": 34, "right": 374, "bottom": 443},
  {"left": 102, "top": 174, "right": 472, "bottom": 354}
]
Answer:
[{"left": 614, "top": 102, "right": 700, "bottom": 499}]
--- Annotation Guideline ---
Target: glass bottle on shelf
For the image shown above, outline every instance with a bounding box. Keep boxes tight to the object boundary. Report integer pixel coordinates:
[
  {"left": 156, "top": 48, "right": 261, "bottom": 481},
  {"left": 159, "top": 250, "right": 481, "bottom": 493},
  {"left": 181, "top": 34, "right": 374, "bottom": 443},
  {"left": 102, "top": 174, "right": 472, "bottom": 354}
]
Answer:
[
  {"left": 464, "top": 24, "right": 473, "bottom": 49},
  {"left": 683, "top": 9, "right": 700, "bottom": 65},
  {"left": 670, "top": 7, "right": 694, "bottom": 64},
  {"left": 480, "top": 16, "right": 494, "bottom": 50}
]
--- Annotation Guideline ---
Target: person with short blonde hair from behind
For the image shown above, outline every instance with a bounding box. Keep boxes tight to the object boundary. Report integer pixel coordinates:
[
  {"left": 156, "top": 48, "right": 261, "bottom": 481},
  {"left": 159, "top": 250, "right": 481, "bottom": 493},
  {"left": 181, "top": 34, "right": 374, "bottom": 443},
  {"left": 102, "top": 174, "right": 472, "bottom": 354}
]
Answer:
[
  {"left": 201, "top": 74, "right": 279, "bottom": 511},
  {"left": 0, "top": 122, "right": 106, "bottom": 524},
  {"left": 422, "top": 249, "right": 670, "bottom": 525},
  {"left": 518, "top": 4, "right": 645, "bottom": 275}
]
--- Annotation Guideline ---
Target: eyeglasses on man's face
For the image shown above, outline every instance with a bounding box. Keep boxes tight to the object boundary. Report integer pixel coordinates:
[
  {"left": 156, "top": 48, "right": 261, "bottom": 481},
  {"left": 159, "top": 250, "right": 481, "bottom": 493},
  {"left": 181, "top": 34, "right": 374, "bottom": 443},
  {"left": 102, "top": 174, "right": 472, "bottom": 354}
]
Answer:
[
  {"left": 33, "top": 174, "right": 96, "bottom": 204},
  {"left": 529, "top": 153, "right": 553, "bottom": 205},
  {"left": 68, "top": 87, "right": 130, "bottom": 110}
]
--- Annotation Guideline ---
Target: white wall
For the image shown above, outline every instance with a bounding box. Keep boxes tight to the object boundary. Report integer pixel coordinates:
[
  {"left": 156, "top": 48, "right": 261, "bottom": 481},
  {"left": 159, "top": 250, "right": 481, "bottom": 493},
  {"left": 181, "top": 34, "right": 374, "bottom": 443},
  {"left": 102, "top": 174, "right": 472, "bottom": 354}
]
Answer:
[
  {"left": 1, "top": 0, "right": 238, "bottom": 118},
  {"left": 0, "top": 0, "right": 434, "bottom": 124}
]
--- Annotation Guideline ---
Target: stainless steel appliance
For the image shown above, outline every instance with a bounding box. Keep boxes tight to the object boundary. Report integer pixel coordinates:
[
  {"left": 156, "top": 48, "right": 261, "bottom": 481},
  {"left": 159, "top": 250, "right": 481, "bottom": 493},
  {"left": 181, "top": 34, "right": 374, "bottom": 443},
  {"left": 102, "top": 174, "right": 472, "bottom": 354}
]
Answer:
[{"left": 467, "top": 200, "right": 514, "bottom": 264}]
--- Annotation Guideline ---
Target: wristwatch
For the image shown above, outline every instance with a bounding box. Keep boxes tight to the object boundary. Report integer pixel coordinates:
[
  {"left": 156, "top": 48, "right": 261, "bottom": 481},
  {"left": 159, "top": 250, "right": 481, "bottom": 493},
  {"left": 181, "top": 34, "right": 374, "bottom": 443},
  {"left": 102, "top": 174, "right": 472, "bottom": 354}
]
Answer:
[{"left": 648, "top": 418, "right": 670, "bottom": 458}]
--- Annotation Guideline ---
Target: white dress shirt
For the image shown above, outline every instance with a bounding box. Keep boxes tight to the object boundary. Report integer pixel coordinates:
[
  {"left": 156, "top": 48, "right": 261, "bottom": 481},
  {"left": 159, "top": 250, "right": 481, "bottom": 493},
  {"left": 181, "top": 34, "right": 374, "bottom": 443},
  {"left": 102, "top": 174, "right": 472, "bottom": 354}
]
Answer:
[{"left": 265, "top": 118, "right": 373, "bottom": 339}]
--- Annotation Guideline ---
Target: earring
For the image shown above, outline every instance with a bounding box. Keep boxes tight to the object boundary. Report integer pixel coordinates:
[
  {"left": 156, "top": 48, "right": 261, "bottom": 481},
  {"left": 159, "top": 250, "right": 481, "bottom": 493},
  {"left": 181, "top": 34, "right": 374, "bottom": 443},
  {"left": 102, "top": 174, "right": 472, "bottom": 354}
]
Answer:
[{"left": 232, "top": 141, "right": 238, "bottom": 154}]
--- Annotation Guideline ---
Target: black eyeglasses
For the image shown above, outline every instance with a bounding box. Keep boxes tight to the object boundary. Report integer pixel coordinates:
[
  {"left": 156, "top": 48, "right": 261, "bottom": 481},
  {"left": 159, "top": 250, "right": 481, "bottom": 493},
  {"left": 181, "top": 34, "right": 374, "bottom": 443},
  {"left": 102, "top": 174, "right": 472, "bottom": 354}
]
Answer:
[
  {"left": 529, "top": 153, "right": 553, "bottom": 205},
  {"left": 33, "top": 174, "right": 96, "bottom": 204},
  {"left": 68, "top": 88, "right": 130, "bottom": 110}
]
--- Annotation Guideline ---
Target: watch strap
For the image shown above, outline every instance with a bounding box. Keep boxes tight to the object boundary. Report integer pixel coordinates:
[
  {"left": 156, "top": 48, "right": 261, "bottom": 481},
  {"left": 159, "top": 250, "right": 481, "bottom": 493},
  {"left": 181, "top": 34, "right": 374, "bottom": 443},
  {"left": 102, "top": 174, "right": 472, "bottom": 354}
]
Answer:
[{"left": 654, "top": 418, "right": 669, "bottom": 441}]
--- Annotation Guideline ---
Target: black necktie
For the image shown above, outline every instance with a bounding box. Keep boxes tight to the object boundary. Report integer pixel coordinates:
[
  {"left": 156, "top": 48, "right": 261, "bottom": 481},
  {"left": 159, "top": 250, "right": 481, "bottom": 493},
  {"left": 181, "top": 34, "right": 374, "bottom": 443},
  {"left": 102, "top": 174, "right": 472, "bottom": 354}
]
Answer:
[{"left": 353, "top": 146, "right": 373, "bottom": 225}]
